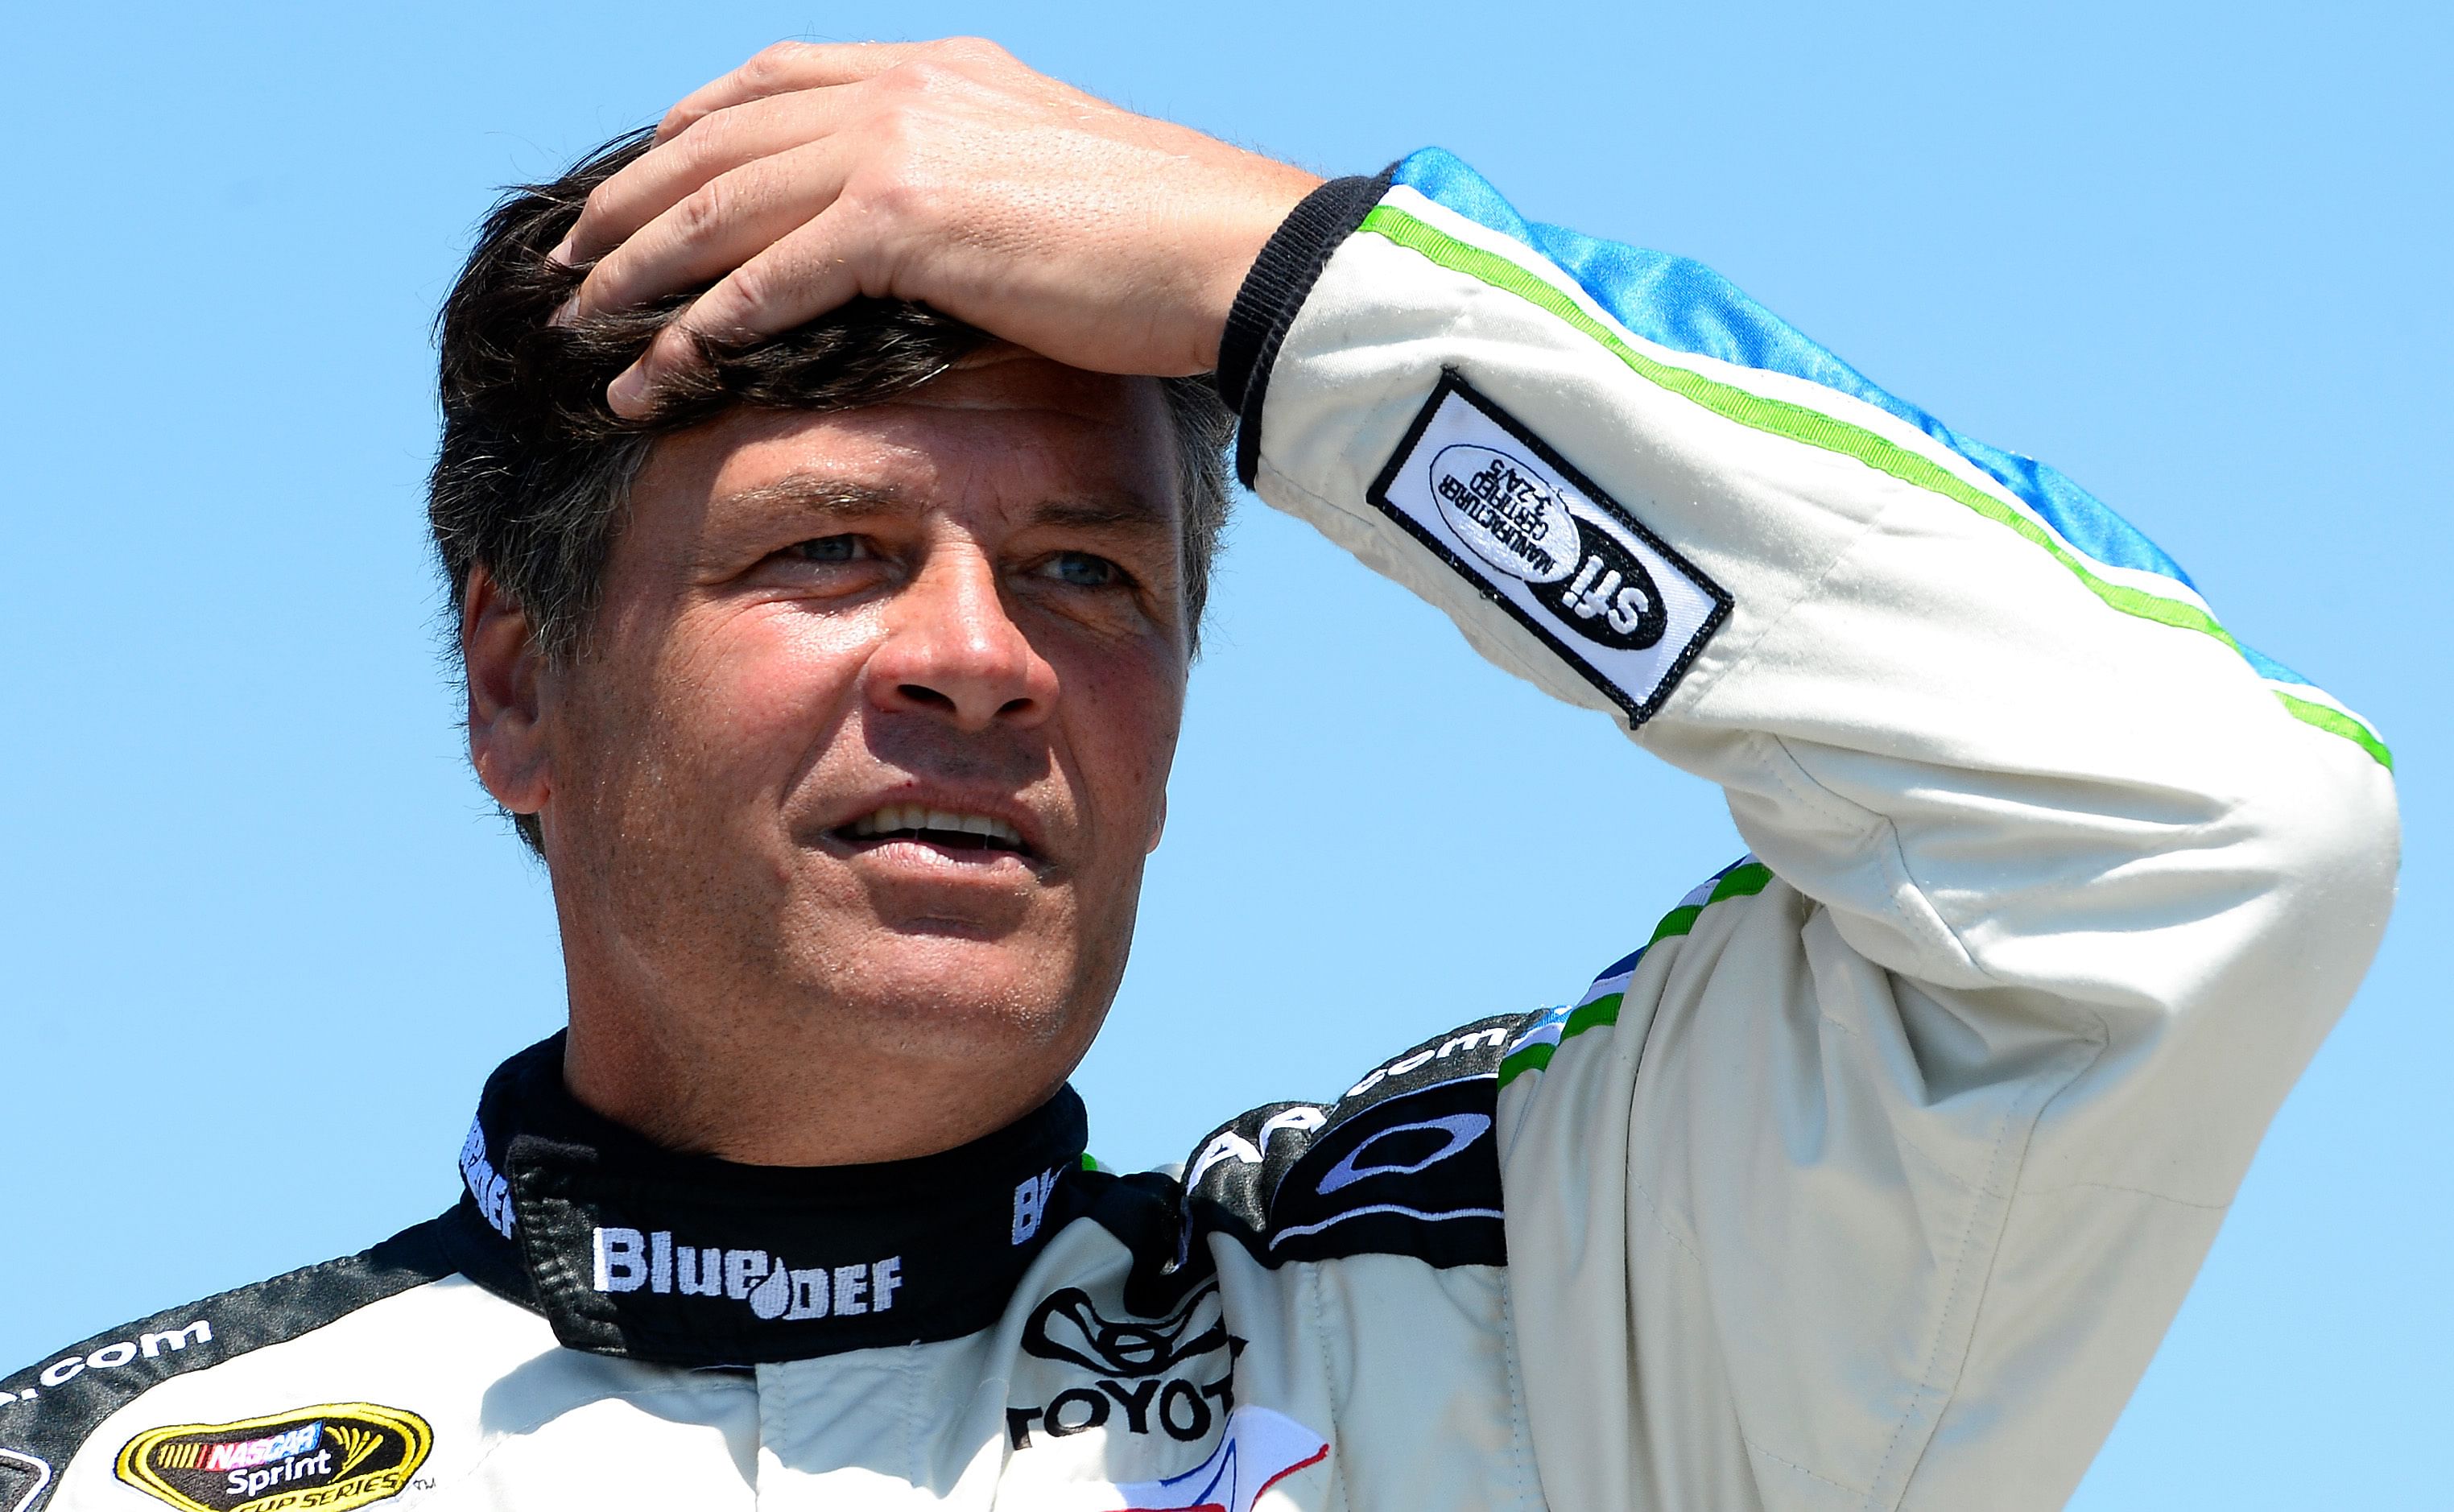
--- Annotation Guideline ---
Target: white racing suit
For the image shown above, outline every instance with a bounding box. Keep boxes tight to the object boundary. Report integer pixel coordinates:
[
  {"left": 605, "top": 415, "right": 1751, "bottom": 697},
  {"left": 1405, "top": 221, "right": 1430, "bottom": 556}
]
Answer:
[{"left": 0, "top": 151, "right": 2398, "bottom": 1512}]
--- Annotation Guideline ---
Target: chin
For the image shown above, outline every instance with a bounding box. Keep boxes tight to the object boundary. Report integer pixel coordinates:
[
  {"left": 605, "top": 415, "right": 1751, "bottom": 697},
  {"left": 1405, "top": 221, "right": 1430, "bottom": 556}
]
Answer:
[{"left": 791, "top": 927, "right": 1101, "bottom": 1062}]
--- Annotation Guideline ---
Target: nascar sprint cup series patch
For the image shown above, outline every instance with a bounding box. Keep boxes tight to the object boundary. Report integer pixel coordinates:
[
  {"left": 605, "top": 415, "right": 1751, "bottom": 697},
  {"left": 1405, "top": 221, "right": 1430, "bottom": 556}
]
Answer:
[
  {"left": 115, "top": 1404, "right": 432, "bottom": 1512},
  {"left": 1368, "top": 372, "right": 1729, "bottom": 724}
]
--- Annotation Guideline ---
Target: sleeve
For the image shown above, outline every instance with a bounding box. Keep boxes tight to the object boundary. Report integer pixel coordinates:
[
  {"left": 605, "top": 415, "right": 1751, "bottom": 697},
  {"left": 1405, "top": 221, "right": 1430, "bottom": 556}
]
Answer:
[{"left": 1217, "top": 150, "right": 2400, "bottom": 1511}]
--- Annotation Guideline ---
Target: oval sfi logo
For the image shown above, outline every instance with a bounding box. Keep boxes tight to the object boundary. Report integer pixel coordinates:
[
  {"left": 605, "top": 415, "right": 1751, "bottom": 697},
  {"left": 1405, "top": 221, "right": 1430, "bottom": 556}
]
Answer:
[{"left": 1428, "top": 444, "right": 1582, "bottom": 585}]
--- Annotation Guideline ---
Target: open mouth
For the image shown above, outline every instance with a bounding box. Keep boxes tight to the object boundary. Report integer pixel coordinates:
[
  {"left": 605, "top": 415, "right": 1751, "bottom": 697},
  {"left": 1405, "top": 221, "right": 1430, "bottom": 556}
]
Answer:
[{"left": 832, "top": 804, "right": 1031, "bottom": 857}]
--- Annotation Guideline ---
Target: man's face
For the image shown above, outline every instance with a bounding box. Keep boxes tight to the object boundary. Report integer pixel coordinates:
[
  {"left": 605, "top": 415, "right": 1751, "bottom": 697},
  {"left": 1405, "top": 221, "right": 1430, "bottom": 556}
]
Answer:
[{"left": 529, "top": 350, "right": 1188, "bottom": 1108}]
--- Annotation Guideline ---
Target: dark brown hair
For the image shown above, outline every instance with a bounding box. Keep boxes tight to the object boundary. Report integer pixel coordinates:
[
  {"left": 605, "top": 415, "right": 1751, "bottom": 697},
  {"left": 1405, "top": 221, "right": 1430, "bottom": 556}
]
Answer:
[{"left": 428, "top": 128, "right": 1235, "bottom": 849}]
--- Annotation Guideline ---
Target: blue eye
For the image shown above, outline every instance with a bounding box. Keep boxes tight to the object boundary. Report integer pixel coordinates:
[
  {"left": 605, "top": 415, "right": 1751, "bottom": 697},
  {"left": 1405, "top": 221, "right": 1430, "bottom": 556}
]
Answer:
[
  {"left": 1043, "top": 552, "right": 1122, "bottom": 588},
  {"left": 791, "top": 535, "right": 868, "bottom": 564}
]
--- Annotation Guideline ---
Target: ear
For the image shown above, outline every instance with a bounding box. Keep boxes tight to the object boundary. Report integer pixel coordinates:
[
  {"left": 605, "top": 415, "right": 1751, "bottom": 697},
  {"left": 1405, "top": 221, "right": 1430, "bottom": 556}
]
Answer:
[
  {"left": 462, "top": 564, "right": 553, "bottom": 819},
  {"left": 1146, "top": 787, "right": 1167, "bottom": 855}
]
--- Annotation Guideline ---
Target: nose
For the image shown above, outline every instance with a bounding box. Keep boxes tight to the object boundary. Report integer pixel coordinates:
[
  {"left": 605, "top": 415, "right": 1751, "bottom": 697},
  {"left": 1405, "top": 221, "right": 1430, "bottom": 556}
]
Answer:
[{"left": 862, "top": 543, "right": 1056, "bottom": 730}]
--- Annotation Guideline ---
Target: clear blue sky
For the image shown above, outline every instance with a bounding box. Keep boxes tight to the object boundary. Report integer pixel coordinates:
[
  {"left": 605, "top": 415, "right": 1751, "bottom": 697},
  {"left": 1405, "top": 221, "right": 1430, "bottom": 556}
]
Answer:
[{"left": 2, "top": 2, "right": 2444, "bottom": 1504}]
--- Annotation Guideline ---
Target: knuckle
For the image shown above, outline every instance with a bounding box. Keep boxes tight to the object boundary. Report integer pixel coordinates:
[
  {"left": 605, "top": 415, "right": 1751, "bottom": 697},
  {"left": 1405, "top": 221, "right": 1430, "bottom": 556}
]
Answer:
[
  {"left": 564, "top": 189, "right": 608, "bottom": 242},
  {"left": 742, "top": 39, "right": 808, "bottom": 82},
  {"left": 667, "top": 104, "right": 718, "bottom": 148},
  {"left": 670, "top": 106, "right": 736, "bottom": 167},
  {"left": 710, "top": 269, "right": 771, "bottom": 334},
  {"left": 884, "top": 59, "right": 941, "bottom": 94},
  {"left": 933, "top": 35, "right": 1006, "bottom": 64},
  {"left": 866, "top": 168, "right": 936, "bottom": 224},
  {"left": 671, "top": 178, "right": 733, "bottom": 243}
]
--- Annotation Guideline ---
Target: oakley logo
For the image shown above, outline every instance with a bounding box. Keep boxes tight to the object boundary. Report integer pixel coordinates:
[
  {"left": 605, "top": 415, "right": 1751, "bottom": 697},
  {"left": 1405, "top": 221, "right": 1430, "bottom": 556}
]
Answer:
[{"left": 1316, "top": 1113, "right": 1492, "bottom": 1196}]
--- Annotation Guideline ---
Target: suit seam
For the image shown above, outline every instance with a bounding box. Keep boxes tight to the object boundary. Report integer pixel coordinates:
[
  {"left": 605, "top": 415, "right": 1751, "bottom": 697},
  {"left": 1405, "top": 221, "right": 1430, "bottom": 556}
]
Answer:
[
  {"left": 1870, "top": 1025, "right": 2109, "bottom": 1507},
  {"left": 1621, "top": 1172, "right": 1706, "bottom": 1272},
  {"left": 905, "top": 1341, "right": 927, "bottom": 1489},
  {"left": 1493, "top": 1280, "right": 1541, "bottom": 1512},
  {"left": 1252, "top": 456, "right": 1380, "bottom": 544},
  {"left": 1305, "top": 1264, "right": 1349, "bottom": 1512},
  {"left": 2018, "top": 1180, "right": 2229, "bottom": 1212},
  {"left": 1649, "top": 462, "right": 1898, "bottom": 733},
  {"left": 1743, "top": 1436, "right": 1878, "bottom": 1505},
  {"left": 1861, "top": 1096, "right": 2011, "bottom": 1504}
]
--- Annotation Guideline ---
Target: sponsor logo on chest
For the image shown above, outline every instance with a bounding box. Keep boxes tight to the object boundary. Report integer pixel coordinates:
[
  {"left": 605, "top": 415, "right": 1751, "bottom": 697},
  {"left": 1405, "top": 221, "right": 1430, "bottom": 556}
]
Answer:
[
  {"left": 590, "top": 1227, "right": 903, "bottom": 1321},
  {"left": 115, "top": 1404, "right": 431, "bottom": 1512},
  {"left": 1006, "top": 1285, "right": 1241, "bottom": 1451}
]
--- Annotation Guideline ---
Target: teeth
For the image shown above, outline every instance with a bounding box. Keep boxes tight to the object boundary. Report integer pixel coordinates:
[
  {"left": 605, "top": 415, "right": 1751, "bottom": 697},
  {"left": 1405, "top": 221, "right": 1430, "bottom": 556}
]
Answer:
[{"left": 846, "top": 804, "right": 1023, "bottom": 849}]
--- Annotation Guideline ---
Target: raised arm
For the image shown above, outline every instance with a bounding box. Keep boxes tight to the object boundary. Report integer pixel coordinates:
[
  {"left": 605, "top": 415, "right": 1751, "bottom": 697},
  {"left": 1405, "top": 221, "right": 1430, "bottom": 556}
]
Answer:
[{"left": 1222, "top": 151, "right": 2399, "bottom": 1508}]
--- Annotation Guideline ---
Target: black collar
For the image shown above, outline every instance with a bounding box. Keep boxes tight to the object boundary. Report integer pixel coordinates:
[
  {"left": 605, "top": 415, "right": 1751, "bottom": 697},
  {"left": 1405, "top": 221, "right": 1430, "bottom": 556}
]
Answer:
[{"left": 452, "top": 1035, "right": 1089, "bottom": 1366}]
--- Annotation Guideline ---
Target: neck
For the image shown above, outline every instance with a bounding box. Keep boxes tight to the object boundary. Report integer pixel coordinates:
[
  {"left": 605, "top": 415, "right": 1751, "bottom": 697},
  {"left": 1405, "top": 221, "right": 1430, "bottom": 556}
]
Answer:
[{"left": 560, "top": 991, "right": 1076, "bottom": 1166}]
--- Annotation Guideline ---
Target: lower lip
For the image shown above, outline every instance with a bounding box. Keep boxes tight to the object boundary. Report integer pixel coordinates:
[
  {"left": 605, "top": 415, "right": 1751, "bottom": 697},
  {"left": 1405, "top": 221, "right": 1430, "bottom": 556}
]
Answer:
[{"left": 832, "top": 836, "right": 1041, "bottom": 876}]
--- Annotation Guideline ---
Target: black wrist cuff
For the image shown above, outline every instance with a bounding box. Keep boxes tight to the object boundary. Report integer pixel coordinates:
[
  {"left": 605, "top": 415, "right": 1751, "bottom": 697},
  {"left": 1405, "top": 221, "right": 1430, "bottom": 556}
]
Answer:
[{"left": 1215, "top": 165, "right": 1398, "bottom": 487}]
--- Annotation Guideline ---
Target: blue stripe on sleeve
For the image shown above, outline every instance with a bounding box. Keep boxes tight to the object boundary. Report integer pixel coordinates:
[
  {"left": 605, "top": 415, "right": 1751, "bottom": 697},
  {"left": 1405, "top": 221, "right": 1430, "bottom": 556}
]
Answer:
[
  {"left": 2237, "top": 643, "right": 2313, "bottom": 687},
  {"left": 1390, "top": 147, "right": 2202, "bottom": 591}
]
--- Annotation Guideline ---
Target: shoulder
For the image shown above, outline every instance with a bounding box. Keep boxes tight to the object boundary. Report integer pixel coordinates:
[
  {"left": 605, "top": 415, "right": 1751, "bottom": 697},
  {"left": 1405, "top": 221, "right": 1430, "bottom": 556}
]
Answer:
[
  {"left": 1177, "top": 1013, "right": 1540, "bottom": 1270},
  {"left": 0, "top": 1213, "right": 466, "bottom": 1509},
  {"left": 1158, "top": 859, "right": 1780, "bottom": 1273}
]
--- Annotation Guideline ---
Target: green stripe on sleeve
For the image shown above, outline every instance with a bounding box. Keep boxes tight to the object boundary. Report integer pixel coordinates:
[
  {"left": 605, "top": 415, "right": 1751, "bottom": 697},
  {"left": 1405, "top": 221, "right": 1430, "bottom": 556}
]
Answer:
[
  {"left": 1562, "top": 991, "right": 1624, "bottom": 1040},
  {"left": 1708, "top": 862, "right": 1776, "bottom": 904},
  {"left": 1496, "top": 1041, "right": 1555, "bottom": 1086},
  {"left": 1498, "top": 864, "right": 1779, "bottom": 1088},
  {"left": 1645, "top": 904, "right": 1703, "bottom": 949},
  {"left": 1353, "top": 205, "right": 2390, "bottom": 770},
  {"left": 2277, "top": 692, "right": 2394, "bottom": 770}
]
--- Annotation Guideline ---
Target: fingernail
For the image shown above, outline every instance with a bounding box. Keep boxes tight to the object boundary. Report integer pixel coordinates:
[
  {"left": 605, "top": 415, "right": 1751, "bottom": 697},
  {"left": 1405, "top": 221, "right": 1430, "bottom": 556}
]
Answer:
[
  {"left": 607, "top": 366, "right": 651, "bottom": 415},
  {"left": 547, "top": 235, "right": 577, "bottom": 266},
  {"left": 548, "top": 296, "right": 580, "bottom": 328}
]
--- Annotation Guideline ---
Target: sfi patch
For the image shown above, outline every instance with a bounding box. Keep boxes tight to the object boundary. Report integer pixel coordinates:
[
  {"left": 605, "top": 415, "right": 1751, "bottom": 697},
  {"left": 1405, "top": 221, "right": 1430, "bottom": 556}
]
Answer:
[
  {"left": 115, "top": 1404, "right": 431, "bottom": 1512},
  {"left": 1367, "top": 371, "right": 1729, "bottom": 724}
]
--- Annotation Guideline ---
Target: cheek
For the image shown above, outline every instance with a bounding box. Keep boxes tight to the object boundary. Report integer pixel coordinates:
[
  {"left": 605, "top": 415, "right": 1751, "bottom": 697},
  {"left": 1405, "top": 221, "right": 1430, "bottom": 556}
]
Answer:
[
  {"left": 1058, "top": 644, "right": 1184, "bottom": 840},
  {"left": 635, "top": 604, "right": 875, "bottom": 803}
]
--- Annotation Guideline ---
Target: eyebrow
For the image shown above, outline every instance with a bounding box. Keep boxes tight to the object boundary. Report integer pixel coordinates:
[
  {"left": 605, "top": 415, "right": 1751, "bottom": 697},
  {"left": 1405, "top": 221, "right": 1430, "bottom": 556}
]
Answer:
[
  {"left": 717, "top": 474, "right": 1174, "bottom": 537},
  {"left": 717, "top": 476, "right": 910, "bottom": 523},
  {"left": 1030, "top": 495, "right": 1175, "bottom": 536}
]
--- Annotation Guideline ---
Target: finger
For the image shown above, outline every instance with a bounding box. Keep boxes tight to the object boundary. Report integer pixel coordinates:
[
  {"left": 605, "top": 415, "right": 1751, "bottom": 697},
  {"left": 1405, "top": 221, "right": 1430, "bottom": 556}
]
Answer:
[
  {"left": 556, "top": 89, "right": 854, "bottom": 266},
  {"left": 606, "top": 213, "right": 869, "bottom": 417},
  {"left": 657, "top": 40, "right": 928, "bottom": 139},
  {"left": 561, "top": 138, "right": 852, "bottom": 324}
]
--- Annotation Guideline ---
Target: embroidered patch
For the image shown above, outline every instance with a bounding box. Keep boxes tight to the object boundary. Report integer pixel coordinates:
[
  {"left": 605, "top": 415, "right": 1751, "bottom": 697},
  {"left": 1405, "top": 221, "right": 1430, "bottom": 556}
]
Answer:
[
  {"left": 1366, "top": 371, "right": 1729, "bottom": 723},
  {"left": 115, "top": 1404, "right": 431, "bottom": 1512}
]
